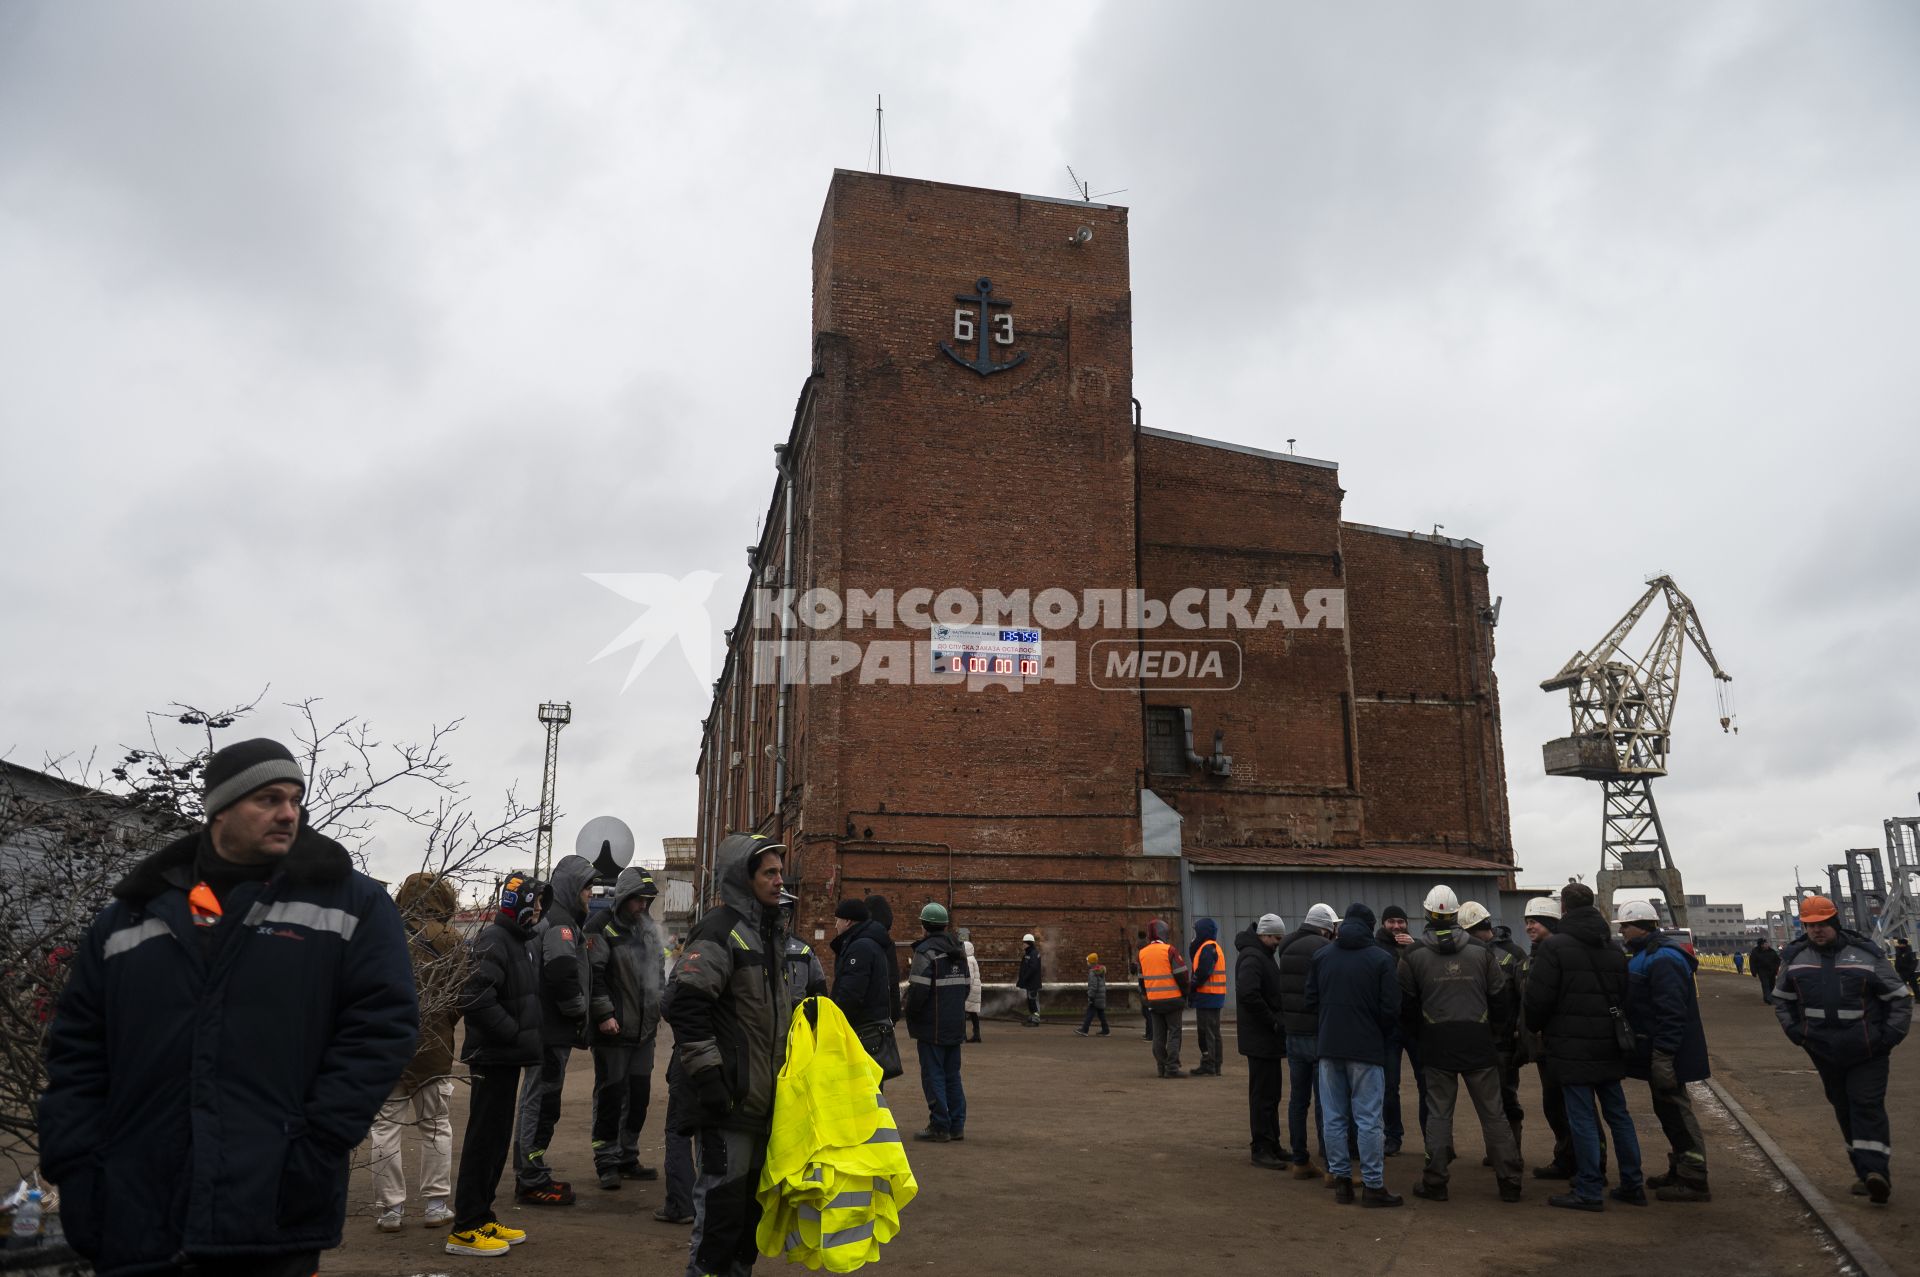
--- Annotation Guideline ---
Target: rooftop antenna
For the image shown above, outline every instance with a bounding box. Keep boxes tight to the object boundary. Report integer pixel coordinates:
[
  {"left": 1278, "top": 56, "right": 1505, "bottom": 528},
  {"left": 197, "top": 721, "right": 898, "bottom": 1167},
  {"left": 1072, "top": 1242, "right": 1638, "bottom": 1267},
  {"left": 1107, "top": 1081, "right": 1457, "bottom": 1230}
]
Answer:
[
  {"left": 1065, "top": 164, "right": 1127, "bottom": 202},
  {"left": 870, "top": 94, "right": 890, "bottom": 175}
]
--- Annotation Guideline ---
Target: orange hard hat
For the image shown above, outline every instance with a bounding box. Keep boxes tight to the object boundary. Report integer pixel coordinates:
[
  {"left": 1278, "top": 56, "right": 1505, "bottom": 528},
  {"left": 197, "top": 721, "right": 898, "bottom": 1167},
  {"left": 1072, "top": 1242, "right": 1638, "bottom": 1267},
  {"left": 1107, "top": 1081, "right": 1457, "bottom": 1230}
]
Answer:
[{"left": 1797, "top": 895, "right": 1838, "bottom": 924}]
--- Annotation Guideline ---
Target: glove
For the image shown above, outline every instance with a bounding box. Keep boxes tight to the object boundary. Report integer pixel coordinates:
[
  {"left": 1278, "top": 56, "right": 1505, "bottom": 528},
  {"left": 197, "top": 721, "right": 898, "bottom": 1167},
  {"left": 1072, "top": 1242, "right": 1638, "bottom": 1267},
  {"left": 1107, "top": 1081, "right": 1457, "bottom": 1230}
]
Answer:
[
  {"left": 1651, "top": 1050, "right": 1679, "bottom": 1094},
  {"left": 1786, "top": 1024, "right": 1806, "bottom": 1048},
  {"left": 692, "top": 1068, "right": 731, "bottom": 1122}
]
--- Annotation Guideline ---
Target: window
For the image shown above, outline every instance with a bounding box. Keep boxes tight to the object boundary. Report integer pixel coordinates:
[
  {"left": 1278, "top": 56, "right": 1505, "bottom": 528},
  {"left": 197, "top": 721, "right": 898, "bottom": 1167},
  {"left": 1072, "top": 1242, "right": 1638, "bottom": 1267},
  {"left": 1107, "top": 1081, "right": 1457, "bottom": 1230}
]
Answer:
[{"left": 1146, "top": 707, "right": 1190, "bottom": 775}]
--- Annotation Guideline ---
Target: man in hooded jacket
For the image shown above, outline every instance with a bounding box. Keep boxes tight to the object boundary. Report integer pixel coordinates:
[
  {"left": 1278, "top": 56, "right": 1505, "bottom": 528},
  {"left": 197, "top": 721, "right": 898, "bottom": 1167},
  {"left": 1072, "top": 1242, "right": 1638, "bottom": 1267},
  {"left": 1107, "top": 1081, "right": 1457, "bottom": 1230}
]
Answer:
[
  {"left": 831, "top": 897, "right": 896, "bottom": 1074},
  {"left": 1277, "top": 903, "right": 1339, "bottom": 1176},
  {"left": 664, "top": 833, "right": 794, "bottom": 1277},
  {"left": 907, "top": 902, "right": 970, "bottom": 1140},
  {"left": 1236, "top": 915, "right": 1289, "bottom": 1168},
  {"left": 1399, "top": 891, "right": 1521, "bottom": 1202},
  {"left": 1525, "top": 883, "right": 1644, "bottom": 1211},
  {"left": 371, "top": 873, "right": 466, "bottom": 1231},
  {"left": 514, "top": 851, "right": 597, "bottom": 1203},
  {"left": 1304, "top": 903, "right": 1403, "bottom": 1207},
  {"left": 1618, "top": 900, "right": 1713, "bottom": 1202},
  {"left": 586, "top": 865, "right": 666, "bottom": 1190},
  {"left": 1190, "top": 917, "right": 1228, "bottom": 1075},
  {"left": 1137, "top": 919, "right": 1190, "bottom": 1076}
]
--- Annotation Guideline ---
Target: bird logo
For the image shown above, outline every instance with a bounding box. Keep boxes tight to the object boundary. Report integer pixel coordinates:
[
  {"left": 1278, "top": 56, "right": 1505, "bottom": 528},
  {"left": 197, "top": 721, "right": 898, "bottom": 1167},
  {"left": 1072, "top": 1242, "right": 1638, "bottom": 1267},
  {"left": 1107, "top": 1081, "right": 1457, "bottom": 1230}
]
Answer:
[{"left": 586, "top": 571, "right": 724, "bottom": 691}]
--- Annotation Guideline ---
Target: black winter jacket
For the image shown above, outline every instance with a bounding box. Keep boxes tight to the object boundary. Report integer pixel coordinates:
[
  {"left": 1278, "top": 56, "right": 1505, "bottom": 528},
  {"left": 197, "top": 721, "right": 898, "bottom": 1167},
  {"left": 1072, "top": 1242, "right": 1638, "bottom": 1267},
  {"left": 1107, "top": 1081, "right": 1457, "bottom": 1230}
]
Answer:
[
  {"left": 907, "top": 929, "right": 970, "bottom": 1045},
  {"left": 461, "top": 916, "right": 544, "bottom": 1068},
  {"left": 866, "top": 895, "right": 903, "bottom": 1022},
  {"left": 534, "top": 854, "right": 596, "bottom": 1048},
  {"left": 1625, "top": 931, "right": 1710, "bottom": 1082},
  {"left": 1233, "top": 928, "right": 1286, "bottom": 1058},
  {"left": 1749, "top": 943, "right": 1782, "bottom": 985},
  {"left": 1773, "top": 929, "right": 1913, "bottom": 1067},
  {"left": 1524, "top": 905, "right": 1630, "bottom": 1085},
  {"left": 586, "top": 867, "right": 664, "bottom": 1047},
  {"left": 1305, "top": 908, "right": 1399, "bottom": 1066},
  {"left": 1276, "top": 927, "right": 1332, "bottom": 1037},
  {"left": 39, "top": 824, "right": 417, "bottom": 1275},
  {"left": 1017, "top": 944, "right": 1044, "bottom": 991},
  {"left": 831, "top": 918, "right": 895, "bottom": 1031}
]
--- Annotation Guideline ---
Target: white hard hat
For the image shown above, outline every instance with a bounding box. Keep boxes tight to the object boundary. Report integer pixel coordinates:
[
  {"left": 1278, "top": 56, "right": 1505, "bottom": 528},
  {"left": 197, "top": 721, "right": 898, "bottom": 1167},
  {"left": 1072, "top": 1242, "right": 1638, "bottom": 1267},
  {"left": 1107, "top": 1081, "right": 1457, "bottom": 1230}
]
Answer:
[
  {"left": 1458, "top": 901, "right": 1492, "bottom": 931},
  {"left": 1615, "top": 899, "right": 1661, "bottom": 926},
  {"left": 1524, "top": 896, "right": 1563, "bottom": 921},
  {"left": 1022, "top": 933, "right": 1036, "bottom": 942},
  {"left": 1423, "top": 885, "right": 1460, "bottom": 916},
  {"left": 1305, "top": 903, "right": 1340, "bottom": 931}
]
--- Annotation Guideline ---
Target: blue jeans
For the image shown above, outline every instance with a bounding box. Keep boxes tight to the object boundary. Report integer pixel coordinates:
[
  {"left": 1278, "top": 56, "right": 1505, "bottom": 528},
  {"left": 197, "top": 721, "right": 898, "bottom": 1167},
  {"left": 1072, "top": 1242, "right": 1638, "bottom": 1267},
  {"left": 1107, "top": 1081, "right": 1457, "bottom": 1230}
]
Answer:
[
  {"left": 1286, "top": 1034, "right": 1324, "bottom": 1165},
  {"left": 1318, "top": 1058, "right": 1386, "bottom": 1188},
  {"left": 917, "top": 1042, "right": 966, "bottom": 1135},
  {"left": 1563, "top": 1080, "right": 1643, "bottom": 1201}
]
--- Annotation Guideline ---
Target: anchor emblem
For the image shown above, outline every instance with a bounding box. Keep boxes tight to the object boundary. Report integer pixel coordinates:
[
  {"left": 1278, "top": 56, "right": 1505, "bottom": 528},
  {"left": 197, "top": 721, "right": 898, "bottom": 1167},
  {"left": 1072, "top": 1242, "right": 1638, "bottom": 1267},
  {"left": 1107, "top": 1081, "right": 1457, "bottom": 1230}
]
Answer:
[{"left": 939, "top": 277, "right": 1027, "bottom": 377}]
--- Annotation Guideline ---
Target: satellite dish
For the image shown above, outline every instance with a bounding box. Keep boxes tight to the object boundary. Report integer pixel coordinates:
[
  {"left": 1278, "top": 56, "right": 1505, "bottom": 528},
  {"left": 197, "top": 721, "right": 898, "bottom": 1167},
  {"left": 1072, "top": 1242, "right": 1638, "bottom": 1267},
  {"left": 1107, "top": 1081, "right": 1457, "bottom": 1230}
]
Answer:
[{"left": 576, "top": 816, "right": 635, "bottom": 879}]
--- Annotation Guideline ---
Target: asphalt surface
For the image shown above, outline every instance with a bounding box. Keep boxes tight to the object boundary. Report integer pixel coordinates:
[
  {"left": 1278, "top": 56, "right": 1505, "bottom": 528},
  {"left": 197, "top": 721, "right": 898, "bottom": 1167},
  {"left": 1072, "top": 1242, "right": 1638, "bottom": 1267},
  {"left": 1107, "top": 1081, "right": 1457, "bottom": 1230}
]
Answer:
[{"left": 324, "top": 985, "right": 1911, "bottom": 1277}]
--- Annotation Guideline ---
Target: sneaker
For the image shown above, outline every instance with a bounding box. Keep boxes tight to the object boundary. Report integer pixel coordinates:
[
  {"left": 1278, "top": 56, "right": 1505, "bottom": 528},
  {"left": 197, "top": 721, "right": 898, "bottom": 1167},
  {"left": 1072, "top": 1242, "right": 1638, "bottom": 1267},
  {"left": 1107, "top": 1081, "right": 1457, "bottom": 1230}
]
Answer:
[
  {"left": 1654, "top": 1183, "right": 1710, "bottom": 1203},
  {"left": 1098, "top": 1030, "right": 1111, "bottom": 1036},
  {"left": 912, "top": 1127, "right": 951, "bottom": 1142},
  {"left": 598, "top": 1169, "right": 622, "bottom": 1191},
  {"left": 1361, "top": 1185, "right": 1404, "bottom": 1208},
  {"left": 377, "top": 1207, "right": 405, "bottom": 1233},
  {"left": 1334, "top": 1178, "right": 1355, "bottom": 1205},
  {"left": 1548, "top": 1193, "right": 1603, "bottom": 1213},
  {"left": 1609, "top": 1186, "right": 1649, "bottom": 1207},
  {"left": 652, "top": 1206, "right": 695, "bottom": 1224},
  {"left": 515, "top": 1181, "right": 576, "bottom": 1206},
  {"left": 1865, "top": 1173, "right": 1890, "bottom": 1205},
  {"left": 619, "top": 1164, "right": 659, "bottom": 1181},
  {"left": 445, "top": 1228, "right": 511, "bottom": 1257},
  {"left": 422, "top": 1200, "right": 455, "bottom": 1227},
  {"left": 479, "top": 1221, "right": 526, "bottom": 1246},
  {"left": 1411, "top": 1181, "right": 1447, "bottom": 1202},
  {"left": 1074, "top": 1028, "right": 1089, "bottom": 1036}
]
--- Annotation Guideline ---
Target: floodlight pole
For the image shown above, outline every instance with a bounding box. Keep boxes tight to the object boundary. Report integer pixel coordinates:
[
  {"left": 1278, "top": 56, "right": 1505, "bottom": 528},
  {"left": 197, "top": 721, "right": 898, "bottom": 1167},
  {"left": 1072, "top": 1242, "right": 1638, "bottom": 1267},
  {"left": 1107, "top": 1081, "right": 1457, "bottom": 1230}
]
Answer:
[{"left": 535, "top": 702, "right": 572, "bottom": 881}]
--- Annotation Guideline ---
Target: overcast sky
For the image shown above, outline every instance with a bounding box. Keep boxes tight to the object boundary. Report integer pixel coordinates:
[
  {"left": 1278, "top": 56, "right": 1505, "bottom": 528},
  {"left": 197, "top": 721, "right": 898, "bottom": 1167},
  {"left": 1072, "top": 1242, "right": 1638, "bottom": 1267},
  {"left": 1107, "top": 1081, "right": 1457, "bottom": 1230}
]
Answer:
[{"left": 3, "top": 2, "right": 1915, "bottom": 918}]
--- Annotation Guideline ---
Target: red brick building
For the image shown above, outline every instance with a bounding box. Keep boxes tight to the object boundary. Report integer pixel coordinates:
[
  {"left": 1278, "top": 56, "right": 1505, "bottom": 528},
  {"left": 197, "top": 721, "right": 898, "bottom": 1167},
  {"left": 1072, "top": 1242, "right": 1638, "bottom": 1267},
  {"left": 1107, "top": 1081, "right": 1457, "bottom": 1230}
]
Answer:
[{"left": 694, "top": 170, "right": 1514, "bottom": 1001}]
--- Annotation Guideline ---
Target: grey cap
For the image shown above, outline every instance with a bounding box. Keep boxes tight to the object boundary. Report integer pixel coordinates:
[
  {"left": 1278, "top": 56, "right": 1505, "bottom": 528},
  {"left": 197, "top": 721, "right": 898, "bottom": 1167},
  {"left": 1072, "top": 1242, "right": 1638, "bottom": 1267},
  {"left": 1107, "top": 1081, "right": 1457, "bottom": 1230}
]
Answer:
[
  {"left": 1304, "top": 902, "right": 1340, "bottom": 931},
  {"left": 202, "top": 738, "right": 305, "bottom": 818},
  {"left": 1256, "top": 913, "right": 1288, "bottom": 936}
]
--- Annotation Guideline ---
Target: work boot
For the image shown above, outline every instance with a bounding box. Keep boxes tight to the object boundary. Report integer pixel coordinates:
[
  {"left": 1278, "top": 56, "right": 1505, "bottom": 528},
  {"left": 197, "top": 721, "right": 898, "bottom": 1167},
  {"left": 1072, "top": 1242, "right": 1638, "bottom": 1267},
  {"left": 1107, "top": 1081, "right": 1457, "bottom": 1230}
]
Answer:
[
  {"left": 620, "top": 1163, "right": 659, "bottom": 1181},
  {"left": 1411, "top": 1180, "right": 1447, "bottom": 1202},
  {"left": 514, "top": 1181, "right": 575, "bottom": 1206},
  {"left": 1499, "top": 1179, "right": 1523, "bottom": 1203},
  {"left": 1646, "top": 1155, "right": 1679, "bottom": 1190},
  {"left": 1252, "top": 1149, "right": 1288, "bottom": 1170},
  {"left": 1333, "top": 1178, "right": 1355, "bottom": 1205},
  {"left": 911, "top": 1127, "right": 951, "bottom": 1143},
  {"left": 1547, "top": 1193, "right": 1603, "bottom": 1213},
  {"left": 1864, "top": 1173, "right": 1890, "bottom": 1205},
  {"left": 1609, "top": 1185, "right": 1649, "bottom": 1207},
  {"left": 1291, "top": 1163, "right": 1319, "bottom": 1181},
  {"left": 1361, "top": 1185, "right": 1404, "bottom": 1208},
  {"left": 1655, "top": 1182, "right": 1711, "bottom": 1203},
  {"left": 1532, "top": 1164, "right": 1573, "bottom": 1181},
  {"left": 1850, "top": 1179, "right": 1869, "bottom": 1196},
  {"left": 597, "top": 1168, "right": 621, "bottom": 1191}
]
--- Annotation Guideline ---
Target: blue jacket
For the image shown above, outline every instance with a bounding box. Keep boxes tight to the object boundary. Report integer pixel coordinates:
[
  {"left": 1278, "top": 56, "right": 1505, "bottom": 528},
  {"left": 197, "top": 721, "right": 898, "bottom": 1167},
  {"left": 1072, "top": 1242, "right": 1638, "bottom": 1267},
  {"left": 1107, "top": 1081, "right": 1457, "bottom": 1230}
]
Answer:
[
  {"left": 1625, "top": 931, "right": 1710, "bottom": 1083},
  {"left": 1773, "top": 929, "right": 1914, "bottom": 1068},
  {"left": 906, "top": 929, "right": 970, "bottom": 1045},
  {"left": 1190, "top": 918, "right": 1227, "bottom": 1009},
  {"left": 39, "top": 824, "right": 418, "bottom": 1275},
  {"left": 1304, "top": 904, "right": 1400, "bottom": 1066}
]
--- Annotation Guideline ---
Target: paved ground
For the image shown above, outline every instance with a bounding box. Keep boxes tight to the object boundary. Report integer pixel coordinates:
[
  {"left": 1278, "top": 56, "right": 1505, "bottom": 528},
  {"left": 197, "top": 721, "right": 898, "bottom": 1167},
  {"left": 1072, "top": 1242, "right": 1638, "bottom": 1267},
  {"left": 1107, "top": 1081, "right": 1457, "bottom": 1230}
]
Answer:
[{"left": 324, "top": 981, "right": 1914, "bottom": 1277}]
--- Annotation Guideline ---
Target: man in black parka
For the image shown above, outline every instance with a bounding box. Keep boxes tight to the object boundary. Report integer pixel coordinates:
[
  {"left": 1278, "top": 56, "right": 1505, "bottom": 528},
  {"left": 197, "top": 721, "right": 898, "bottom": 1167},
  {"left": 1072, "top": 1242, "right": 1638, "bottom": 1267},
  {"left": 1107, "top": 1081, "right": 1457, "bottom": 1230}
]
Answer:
[
  {"left": 40, "top": 738, "right": 418, "bottom": 1277},
  {"left": 1236, "top": 914, "right": 1289, "bottom": 1168},
  {"left": 447, "top": 870, "right": 548, "bottom": 1254},
  {"left": 831, "top": 897, "right": 896, "bottom": 1073}
]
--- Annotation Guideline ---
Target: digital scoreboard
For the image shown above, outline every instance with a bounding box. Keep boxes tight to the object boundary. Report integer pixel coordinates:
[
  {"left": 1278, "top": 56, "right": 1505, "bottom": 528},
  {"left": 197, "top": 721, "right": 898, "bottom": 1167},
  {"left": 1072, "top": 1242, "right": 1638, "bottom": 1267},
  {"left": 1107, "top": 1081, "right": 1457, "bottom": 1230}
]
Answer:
[{"left": 930, "top": 624, "right": 1042, "bottom": 677}]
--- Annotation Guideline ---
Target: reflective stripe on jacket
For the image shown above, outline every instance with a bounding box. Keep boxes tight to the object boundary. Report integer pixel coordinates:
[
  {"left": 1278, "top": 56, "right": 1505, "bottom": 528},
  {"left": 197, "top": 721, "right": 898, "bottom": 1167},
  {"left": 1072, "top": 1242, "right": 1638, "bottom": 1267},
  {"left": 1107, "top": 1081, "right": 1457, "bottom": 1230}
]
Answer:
[
  {"left": 1193, "top": 938, "right": 1227, "bottom": 1005},
  {"left": 1138, "top": 941, "right": 1187, "bottom": 1007}
]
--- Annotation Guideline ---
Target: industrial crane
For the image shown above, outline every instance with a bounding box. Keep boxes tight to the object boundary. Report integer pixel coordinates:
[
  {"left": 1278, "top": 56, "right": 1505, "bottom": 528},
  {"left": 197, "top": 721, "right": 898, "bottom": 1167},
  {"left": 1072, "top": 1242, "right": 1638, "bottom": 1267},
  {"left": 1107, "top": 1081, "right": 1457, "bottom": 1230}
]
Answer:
[{"left": 1540, "top": 576, "right": 1735, "bottom": 932}]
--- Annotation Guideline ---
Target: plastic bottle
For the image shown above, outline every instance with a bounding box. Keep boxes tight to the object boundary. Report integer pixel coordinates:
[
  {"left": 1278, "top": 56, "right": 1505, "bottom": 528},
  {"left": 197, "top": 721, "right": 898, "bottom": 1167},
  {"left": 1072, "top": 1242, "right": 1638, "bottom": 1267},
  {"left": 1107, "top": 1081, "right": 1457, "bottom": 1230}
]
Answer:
[{"left": 8, "top": 1189, "right": 42, "bottom": 1246}]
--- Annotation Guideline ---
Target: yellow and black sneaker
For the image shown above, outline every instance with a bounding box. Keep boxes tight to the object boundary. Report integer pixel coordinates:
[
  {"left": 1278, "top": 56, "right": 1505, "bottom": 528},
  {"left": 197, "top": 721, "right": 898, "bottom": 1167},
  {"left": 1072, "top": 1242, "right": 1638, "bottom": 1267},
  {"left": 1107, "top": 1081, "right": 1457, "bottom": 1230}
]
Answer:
[
  {"left": 479, "top": 1221, "right": 527, "bottom": 1246},
  {"left": 444, "top": 1227, "right": 510, "bottom": 1257}
]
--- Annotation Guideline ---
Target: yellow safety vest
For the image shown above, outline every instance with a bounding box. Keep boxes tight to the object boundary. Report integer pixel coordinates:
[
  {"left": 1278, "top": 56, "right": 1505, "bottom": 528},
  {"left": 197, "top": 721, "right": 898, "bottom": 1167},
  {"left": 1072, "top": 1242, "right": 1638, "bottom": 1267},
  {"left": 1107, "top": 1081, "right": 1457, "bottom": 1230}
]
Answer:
[{"left": 757, "top": 997, "right": 918, "bottom": 1272}]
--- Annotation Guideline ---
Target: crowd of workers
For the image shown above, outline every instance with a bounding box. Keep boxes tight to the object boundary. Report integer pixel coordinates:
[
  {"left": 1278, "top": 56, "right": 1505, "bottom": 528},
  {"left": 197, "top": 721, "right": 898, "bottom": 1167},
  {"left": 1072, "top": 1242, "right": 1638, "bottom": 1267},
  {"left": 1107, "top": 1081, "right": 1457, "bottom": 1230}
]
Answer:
[{"left": 27, "top": 736, "right": 1919, "bottom": 1275}]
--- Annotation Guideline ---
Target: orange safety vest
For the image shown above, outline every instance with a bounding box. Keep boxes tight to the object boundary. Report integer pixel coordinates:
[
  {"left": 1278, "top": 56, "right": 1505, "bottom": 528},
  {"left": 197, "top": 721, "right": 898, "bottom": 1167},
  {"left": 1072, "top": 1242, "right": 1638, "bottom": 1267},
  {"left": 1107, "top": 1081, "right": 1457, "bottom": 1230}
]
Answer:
[
  {"left": 1137, "top": 941, "right": 1185, "bottom": 1005},
  {"left": 1194, "top": 939, "right": 1227, "bottom": 998}
]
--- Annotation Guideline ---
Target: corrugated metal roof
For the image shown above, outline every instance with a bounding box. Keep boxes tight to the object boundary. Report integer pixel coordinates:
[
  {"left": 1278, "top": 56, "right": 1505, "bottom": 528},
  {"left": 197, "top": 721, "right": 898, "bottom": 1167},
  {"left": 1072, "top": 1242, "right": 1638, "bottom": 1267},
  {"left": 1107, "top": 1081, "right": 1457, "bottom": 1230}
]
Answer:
[{"left": 1185, "top": 845, "right": 1519, "bottom": 874}]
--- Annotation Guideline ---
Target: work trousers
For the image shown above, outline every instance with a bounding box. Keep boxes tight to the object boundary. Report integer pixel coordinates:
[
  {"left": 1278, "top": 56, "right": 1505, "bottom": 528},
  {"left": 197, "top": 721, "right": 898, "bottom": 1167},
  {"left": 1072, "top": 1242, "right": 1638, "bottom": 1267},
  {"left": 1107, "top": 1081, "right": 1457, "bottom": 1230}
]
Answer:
[
  {"left": 1024, "top": 989, "right": 1041, "bottom": 1024},
  {"left": 1496, "top": 1050, "right": 1525, "bottom": 1123},
  {"left": 1148, "top": 1004, "right": 1184, "bottom": 1073},
  {"left": 513, "top": 1043, "right": 573, "bottom": 1186},
  {"left": 590, "top": 1035, "right": 657, "bottom": 1171},
  {"left": 1079, "top": 1002, "right": 1110, "bottom": 1033},
  {"left": 662, "top": 1129, "right": 695, "bottom": 1218},
  {"left": 1648, "top": 1081, "right": 1709, "bottom": 1186},
  {"left": 1813, "top": 1053, "right": 1893, "bottom": 1181},
  {"left": 1537, "top": 1060, "right": 1580, "bottom": 1174},
  {"left": 1285, "top": 1033, "right": 1326, "bottom": 1166},
  {"left": 917, "top": 1041, "right": 967, "bottom": 1135},
  {"left": 1195, "top": 1006, "right": 1223, "bottom": 1072},
  {"left": 967, "top": 1011, "right": 983, "bottom": 1042},
  {"left": 1382, "top": 1035, "right": 1431, "bottom": 1148},
  {"left": 1247, "top": 1054, "right": 1285, "bottom": 1157},
  {"left": 453, "top": 1063, "right": 525, "bottom": 1232},
  {"left": 369, "top": 1076, "right": 454, "bottom": 1210},
  {"left": 1563, "top": 1080, "right": 1643, "bottom": 1203},
  {"left": 686, "top": 1126, "right": 768, "bottom": 1277},
  {"left": 1319, "top": 1058, "right": 1386, "bottom": 1189},
  {"left": 1422, "top": 1066, "right": 1521, "bottom": 1186},
  {"left": 1756, "top": 974, "right": 1775, "bottom": 1004}
]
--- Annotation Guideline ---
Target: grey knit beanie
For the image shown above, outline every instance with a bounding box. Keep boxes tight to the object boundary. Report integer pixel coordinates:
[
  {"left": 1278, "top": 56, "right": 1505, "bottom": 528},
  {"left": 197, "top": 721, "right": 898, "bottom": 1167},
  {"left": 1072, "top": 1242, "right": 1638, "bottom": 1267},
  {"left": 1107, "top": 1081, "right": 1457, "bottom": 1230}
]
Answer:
[{"left": 203, "top": 738, "right": 305, "bottom": 817}]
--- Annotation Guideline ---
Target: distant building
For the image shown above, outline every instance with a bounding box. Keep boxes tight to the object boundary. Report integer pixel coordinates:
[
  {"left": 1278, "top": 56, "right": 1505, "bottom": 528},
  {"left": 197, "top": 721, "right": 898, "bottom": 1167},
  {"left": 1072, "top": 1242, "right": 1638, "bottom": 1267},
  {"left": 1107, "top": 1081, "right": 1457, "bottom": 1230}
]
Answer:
[
  {"left": 658, "top": 836, "right": 697, "bottom": 940},
  {"left": 1654, "top": 894, "right": 1749, "bottom": 954}
]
